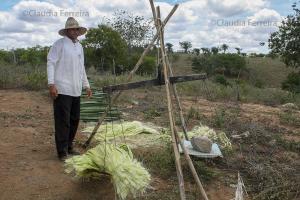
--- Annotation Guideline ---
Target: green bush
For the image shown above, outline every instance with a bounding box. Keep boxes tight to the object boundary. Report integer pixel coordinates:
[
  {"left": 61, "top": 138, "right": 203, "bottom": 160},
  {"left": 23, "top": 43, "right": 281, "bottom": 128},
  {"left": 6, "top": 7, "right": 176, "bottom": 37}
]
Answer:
[
  {"left": 254, "top": 79, "right": 264, "bottom": 88},
  {"left": 25, "top": 70, "right": 47, "bottom": 90},
  {"left": 0, "top": 64, "right": 25, "bottom": 88},
  {"left": 279, "top": 109, "right": 300, "bottom": 127},
  {"left": 0, "top": 63, "right": 47, "bottom": 90},
  {"left": 214, "top": 75, "right": 231, "bottom": 86},
  {"left": 192, "top": 54, "right": 246, "bottom": 77},
  {"left": 176, "top": 79, "right": 300, "bottom": 106},
  {"left": 213, "top": 54, "right": 246, "bottom": 76},
  {"left": 0, "top": 50, "right": 14, "bottom": 64},
  {"left": 83, "top": 25, "right": 127, "bottom": 72},
  {"left": 282, "top": 72, "right": 300, "bottom": 94},
  {"left": 192, "top": 56, "right": 213, "bottom": 75},
  {"left": 170, "top": 53, "right": 179, "bottom": 62},
  {"left": 127, "top": 54, "right": 156, "bottom": 75}
]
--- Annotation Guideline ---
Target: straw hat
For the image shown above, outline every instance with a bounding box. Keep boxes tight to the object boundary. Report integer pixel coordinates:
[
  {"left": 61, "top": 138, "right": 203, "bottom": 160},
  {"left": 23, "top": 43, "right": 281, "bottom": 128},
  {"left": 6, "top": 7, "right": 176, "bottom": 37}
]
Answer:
[{"left": 58, "top": 17, "right": 87, "bottom": 36}]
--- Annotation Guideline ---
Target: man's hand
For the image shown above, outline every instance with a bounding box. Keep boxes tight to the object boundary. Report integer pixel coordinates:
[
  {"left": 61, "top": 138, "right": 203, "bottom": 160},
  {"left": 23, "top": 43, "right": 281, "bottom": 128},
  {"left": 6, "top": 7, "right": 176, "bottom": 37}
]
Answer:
[
  {"left": 86, "top": 88, "right": 92, "bottom": 98},
  {"left": 49, "top": 84, "right": 58, "bottom": 99}
]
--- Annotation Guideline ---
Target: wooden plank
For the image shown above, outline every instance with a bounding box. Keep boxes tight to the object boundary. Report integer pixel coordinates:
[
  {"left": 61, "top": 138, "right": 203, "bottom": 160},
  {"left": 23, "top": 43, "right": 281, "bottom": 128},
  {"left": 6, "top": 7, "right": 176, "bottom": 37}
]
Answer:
[
  {"left": 102, "top": 74, "right": 207, "bottom": 93},
  {"left": 169, "top": 74, "right": 207, "bottom": 84},
  {"left": 102, "top": 79, "right": 159, "bottom": 93}
]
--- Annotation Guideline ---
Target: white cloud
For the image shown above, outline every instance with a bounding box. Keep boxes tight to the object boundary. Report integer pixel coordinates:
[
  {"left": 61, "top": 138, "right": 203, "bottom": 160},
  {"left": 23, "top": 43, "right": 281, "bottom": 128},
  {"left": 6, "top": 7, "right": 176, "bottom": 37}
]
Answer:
[
  {"left": 207, "top": 0, "right": 269, "bottom": 17},
  {"left": 0, "top": 0, "right": 284, "bottom": 53}
]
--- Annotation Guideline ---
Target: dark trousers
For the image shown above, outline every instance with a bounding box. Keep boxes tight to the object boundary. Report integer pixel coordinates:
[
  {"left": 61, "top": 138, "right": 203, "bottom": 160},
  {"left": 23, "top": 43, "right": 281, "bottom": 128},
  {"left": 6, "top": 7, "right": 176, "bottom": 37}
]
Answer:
[{"left": 53, "top": 94, "right": 80, "bottom": 155}]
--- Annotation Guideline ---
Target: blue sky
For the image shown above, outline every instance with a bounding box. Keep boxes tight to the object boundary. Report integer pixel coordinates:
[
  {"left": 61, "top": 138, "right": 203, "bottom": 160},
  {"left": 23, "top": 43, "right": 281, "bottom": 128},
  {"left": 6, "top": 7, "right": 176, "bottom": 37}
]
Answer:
[
  {"left": 0, "top": 0, "right": 20, "bottom": 10},
  {"left": 0, "top": 0, "right": 297, "bottom": 53}
]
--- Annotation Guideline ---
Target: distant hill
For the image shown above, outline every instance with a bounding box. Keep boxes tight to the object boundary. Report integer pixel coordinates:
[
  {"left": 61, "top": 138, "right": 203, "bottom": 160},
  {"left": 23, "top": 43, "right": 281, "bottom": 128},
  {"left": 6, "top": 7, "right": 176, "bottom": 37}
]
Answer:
[
  {"left": 169, "top": 53, "right": 296, "bottom": 88},
  {"left": 246, "top": 57, "right": 296, "bottom": 88}
]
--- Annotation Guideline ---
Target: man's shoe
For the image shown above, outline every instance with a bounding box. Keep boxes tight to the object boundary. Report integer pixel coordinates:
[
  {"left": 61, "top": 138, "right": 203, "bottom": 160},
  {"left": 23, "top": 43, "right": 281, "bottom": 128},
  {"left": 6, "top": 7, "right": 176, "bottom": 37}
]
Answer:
[
  {"left": 68, "top": 149, "right": 80, "bottom": 155},
  {"left": 58, "top": 152, "right": 68, "bottom": 161}
]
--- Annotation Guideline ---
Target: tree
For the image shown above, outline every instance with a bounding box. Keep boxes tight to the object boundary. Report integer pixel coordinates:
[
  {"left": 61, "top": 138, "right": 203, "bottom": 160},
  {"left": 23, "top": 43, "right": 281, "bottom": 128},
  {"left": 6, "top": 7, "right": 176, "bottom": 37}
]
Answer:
[
  {"left": 201, "top": 48, "right": 211, "bottom": 55},
  {"left": 282, "top": 72, "right": 300, "bottom": 94},
  {"left": 0, "top": 49, "right": 15, "bottom": 64},
  {"left": 192, "top": 54, "right": 246, "bottom": 76},
  {"left": 269, "top": 2, "right": 300, "bottom": 68},
  {"left": 106, "top": 10, "right": 153, "bottom": 48},
  {"left": 19, "top": 45, "right": 48, "bottom": 67},
  {"left": 235, "top": 47, "right": 242, "bottom": 55},
  {"left": 83, "top": 25, "right": 127, "bottom": 72},
  {"left": 221, "top": 43, "right": 229, "bottom": 53},
  {"left": 192, "top": 56, "right": 214, "bottom": 75},
  {"left": 211, "top": 47, "right": 219, "bottom": 55},
  {"left": 193, "top": 48, "right": 200, "bottom": 56},
  {"left": 166, "top": 43, "right": 173, "bottom": 53},
  {"left": 127, "top": 54, "right": 156, "bottom": 75},
  {"left": 179, "top": 41, "right": 192, "bottom": 53},
  {"left": 213, "top": 54, "right": 246, "bottom": 76}
]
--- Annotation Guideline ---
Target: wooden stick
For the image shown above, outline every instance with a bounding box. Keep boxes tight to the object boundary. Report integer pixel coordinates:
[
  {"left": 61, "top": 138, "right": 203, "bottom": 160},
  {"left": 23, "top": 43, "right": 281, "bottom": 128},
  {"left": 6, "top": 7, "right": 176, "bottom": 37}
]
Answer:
[
  {"left": 162, "top": 40, "right": 209, "bottom": 200},
  {"left": 162, "top": 36, "right": 210, "bottom": 200},
  {"left": 83, "top": 4, "right": 179, "bottom": 148},
  {"left": 150, "top": 2, "right": 209, "bottom": 199},
  {"left": 159, "top": 26, "right": 210, "bottom": 200},
  {"left": 159, "top": 24, "right": 210, "bottom": 200},
  {"left": 149, "top": 0, "right": 189, "bottom": 140},
  {"left": 175, "top": 128, "right": 209, "bottom": 200},
  {"left": 156, "top": 6, "right": 186, "bottom": 200},
  {"left": 166, "top": 57, "right": 189, "bottom": 140}
]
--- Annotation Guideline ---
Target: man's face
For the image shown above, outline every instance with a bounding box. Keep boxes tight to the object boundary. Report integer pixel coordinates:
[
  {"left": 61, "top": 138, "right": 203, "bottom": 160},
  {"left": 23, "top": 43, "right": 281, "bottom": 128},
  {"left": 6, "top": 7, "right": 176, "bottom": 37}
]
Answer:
[{"left": 66, "top": 28, "right": 79, "bottom": 40}]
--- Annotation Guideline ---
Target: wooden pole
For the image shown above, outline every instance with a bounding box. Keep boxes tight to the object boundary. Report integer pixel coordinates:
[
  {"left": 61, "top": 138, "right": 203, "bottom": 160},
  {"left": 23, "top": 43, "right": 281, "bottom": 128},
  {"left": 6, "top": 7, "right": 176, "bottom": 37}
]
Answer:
[
  {"left": 175, "top": 127, "right": 209, "bottom": 200},
  {"left": 150, "top": 1, "right": 209, "bottom": 199},
  {"left": 156, "top": 6, "right": 186, "bottom": 200},
  {"left": 149, "top": 0, "right": 188, "bottom": 140},
  {"left": 162, "top": 39, "right": 210, "bottom": 200},
  {"left": 166, "top": 56, "right": 189, "bottom": 140},
  {"left": 162, "top": 32, "right": 210, "bottom": 200},
  {"left": 84, "top": 4, "right": 179, "bottom": 148},
  {"left": 158, "top": 22, "right": 210, "bottom": 200}
]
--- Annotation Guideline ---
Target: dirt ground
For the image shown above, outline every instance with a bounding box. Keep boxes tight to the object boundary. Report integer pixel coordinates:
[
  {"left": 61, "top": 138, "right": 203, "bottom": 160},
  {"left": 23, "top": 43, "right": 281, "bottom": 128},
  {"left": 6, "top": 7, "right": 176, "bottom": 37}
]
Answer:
[
  {"left": 0, "top": 90, "right": 114, "bottom": 200},
  {"left": 1, "top": 89, "right": 298, "bottom": 200}
]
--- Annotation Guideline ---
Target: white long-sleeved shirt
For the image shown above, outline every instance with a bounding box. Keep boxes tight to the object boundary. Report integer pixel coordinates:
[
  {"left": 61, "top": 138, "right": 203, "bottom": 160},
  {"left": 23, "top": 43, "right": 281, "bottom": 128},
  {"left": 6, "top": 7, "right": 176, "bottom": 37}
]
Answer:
[{"left": 47, "top": 36, "right": 90, "bottom": 97}]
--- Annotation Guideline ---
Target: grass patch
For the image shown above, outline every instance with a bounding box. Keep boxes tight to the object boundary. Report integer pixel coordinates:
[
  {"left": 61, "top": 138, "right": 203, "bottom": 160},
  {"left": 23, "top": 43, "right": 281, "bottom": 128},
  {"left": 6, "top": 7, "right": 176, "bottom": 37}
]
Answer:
[
  {"left": 279, "top": 110, "right": 300, "bottom": 127},
  {"left": 133, "top": 143, "right": 175, "bottom": 178},
  {"left": 210, "top": 106, "right": 240, "bottom": 129},
  {"left": 143, "top": 107, "right": 162, "bottom": 120},
  {"left": 220, "top": 119, "right": 300, "bottom": 200},
  {"left": 246, "top": 57, "right": 296, "bottom": 88},
  {"left": 0, "top": 63, "right": 47, "bottom": 90},
  {"left": 176, "top": 79, "right": 300, "bottom": 106},
  {"left": 182, "top": 158, "right": 217, "bottom": 182}
]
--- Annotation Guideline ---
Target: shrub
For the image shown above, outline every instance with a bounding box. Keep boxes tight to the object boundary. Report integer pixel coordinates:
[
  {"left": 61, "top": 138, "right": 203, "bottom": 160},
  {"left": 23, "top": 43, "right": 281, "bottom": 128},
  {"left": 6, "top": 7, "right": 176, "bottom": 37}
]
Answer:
[
  {"left": 282, "top": 72, "right": 300, "bottom": 94},
  {"left": 192, "top": 54, "right": 246, "bottom": 77},
  {"left": 127, "top": 54, "right": 156, "bottom": 75},
  {"left": 192, "top": 56, "right": 213, "bottom": 75},
  {"left": 25, "top": 70, "right": 47, "bottom": 90},
  {"left": 214, "top": 75, "right": 231, "bottom": 86},
  {"left": 0, "top": 63, "right": 47, "bottom": 90}
]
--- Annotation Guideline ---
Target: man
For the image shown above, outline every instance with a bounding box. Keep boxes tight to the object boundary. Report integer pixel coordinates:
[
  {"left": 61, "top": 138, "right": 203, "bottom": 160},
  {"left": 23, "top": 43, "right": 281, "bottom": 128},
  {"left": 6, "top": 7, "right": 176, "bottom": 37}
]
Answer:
[{"left": 47, "top": 17, "right": 92, "bottom": 160}]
